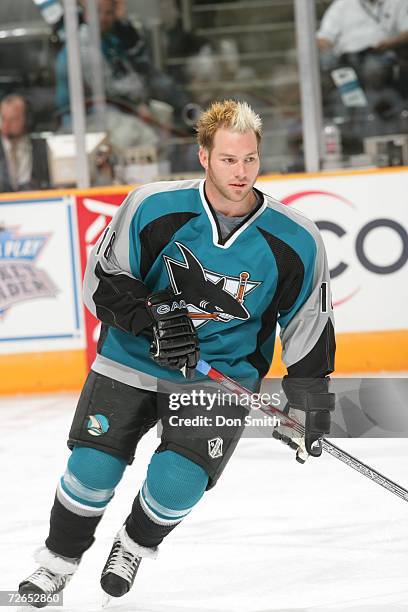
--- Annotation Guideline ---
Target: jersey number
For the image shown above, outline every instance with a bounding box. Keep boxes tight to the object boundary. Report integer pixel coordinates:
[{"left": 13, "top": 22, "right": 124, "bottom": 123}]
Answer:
[
  {"left": 96, "top": 228, "right": 116, "bottom": 261},
  {"left": 320, "top": 282, "right": 329, "bottom": 313}
]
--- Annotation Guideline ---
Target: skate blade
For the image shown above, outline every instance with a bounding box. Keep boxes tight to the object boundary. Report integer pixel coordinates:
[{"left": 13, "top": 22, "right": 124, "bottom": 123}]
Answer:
[{"left": 102, "top": 593, "right": 112, "bottom": 608}]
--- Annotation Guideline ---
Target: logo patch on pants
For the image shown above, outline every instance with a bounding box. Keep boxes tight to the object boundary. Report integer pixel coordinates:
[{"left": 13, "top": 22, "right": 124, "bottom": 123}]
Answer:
[
  {"left": 208, "top": 437, "right": 223, "bottom": 459},
  {"left": 87, "top": 414, "right": 110, "bottom": 436}
]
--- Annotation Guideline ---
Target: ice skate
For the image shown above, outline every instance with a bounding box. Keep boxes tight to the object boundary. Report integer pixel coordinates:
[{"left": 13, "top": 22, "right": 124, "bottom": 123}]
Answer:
[
  {"left": 100, "top": 526, "right": 157, "bottom": 599},
  {"left": 18, "top": 547, "right": 79, "bottom": 609}
]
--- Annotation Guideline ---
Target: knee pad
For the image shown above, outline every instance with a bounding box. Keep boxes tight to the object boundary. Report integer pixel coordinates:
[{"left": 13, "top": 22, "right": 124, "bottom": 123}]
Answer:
[
  {"left": 140, "top": 450, "right": 208, "bottom": 523},
  {"left": 60, "top": 446, "right": 127, "bottom": 511}
]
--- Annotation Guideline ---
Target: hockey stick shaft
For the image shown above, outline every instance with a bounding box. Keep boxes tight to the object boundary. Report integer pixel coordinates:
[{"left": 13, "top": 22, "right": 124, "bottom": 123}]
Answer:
[{"left": 196, "top": 359, "right": 408, "bottom": 503}]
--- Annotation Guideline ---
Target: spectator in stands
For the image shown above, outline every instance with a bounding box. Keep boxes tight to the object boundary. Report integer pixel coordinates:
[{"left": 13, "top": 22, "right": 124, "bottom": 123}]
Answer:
[
  {"left": 55, "top": 0, "right": 191, "bottom": 146},
  {"left": 0, "top": 94, "right": 49, "bottom": 193},
  {"left": 55, "top": 0, "right": 157, "bottom": 148},
  {"left": 316, "top": 0, "right": 408, "bottom": 156},
  {"left": 317, "top": 0, "right": 408, "bottom": 56},
  {"left": 316, "top": 0, "right": 408, "bottom": 95}
]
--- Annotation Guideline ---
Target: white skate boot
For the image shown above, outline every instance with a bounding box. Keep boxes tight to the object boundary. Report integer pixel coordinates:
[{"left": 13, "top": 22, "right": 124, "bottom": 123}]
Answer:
[{"left": 18, "top": 547, "right": 79, "bottom": 609}]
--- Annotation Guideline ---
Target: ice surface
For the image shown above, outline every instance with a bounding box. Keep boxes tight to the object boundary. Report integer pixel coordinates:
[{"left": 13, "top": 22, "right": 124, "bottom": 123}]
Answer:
[{"left": 1, "top": 392, "right": 408, "bottom": 612}]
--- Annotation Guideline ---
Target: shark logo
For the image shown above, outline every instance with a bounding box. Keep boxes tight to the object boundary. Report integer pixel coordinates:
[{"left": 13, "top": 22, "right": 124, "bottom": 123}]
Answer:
[
  {"left": 86, "top": 414, "right": 110, "bottom": 437},
  {"left": 163, "top": 242, "right": 261, "bottom": 327}
]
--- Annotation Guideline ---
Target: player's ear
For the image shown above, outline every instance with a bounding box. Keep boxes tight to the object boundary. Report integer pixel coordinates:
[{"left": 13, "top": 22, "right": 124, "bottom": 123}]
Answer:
[{"left": 198, "top": 146, "right": 209, "bottom": 170}]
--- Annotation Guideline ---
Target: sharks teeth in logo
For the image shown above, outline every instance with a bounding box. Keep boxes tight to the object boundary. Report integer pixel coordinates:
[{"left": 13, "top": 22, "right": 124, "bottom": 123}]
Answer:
[
  {"left": 163, "top": 242, "right": 261, "bottom": 328},
  {"left": 87, "top": 414, "right": 110, "bottom": 436},
  {"left": 208, "top": 437, "right": 223, "bottom": 459}
]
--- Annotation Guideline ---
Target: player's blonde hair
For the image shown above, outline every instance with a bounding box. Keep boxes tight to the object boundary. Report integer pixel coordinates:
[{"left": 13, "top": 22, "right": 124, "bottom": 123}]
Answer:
[{"left": 196, "top": 100, "right": 262, "bottom": 150}]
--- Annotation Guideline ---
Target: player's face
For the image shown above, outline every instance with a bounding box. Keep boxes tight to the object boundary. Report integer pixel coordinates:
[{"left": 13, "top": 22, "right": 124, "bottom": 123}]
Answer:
[{"left": 199, "top": 128, "right": 260, "bottom": 209}]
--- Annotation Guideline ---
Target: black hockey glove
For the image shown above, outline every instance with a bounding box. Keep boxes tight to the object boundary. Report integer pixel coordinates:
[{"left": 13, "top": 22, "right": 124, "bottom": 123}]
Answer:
[
  {"left": 272, "top": 379, "right": 335, "bottom": 464},
  {"left": 146, "top": 290, "right": 199, "bottom": 379}
]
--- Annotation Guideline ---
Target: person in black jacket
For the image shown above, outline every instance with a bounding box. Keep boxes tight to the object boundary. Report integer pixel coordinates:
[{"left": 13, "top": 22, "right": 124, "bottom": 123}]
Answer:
[{"left": 0, "top": 94, "right": 50, "bottom": 193}]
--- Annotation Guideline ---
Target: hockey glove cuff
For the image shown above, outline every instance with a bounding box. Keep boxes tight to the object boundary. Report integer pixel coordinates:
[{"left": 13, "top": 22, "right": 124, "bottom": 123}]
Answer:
[
  {"left": 146, "top": 290, "right": 199, "bottom": 379},
  {"left": 273, "top": 388, "right": 335, "bottom": 464}
]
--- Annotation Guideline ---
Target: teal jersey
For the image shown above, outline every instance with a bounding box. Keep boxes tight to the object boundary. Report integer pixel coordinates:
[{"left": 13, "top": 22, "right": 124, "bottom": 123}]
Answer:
[{"left": 84, "top": 179, "right": 335, "bottom": 390}]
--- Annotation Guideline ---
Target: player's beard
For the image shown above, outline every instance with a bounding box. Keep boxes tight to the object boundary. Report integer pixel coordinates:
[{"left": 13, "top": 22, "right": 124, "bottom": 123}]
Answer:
[{"left": 207, "top": 161, "right": 256, "bottom": 205}]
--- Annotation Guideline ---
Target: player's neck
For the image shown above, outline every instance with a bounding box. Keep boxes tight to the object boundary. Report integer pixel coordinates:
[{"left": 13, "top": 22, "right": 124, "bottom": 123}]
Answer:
[{"left": 205, "top": 181, "right": 257, "bottom": 217}]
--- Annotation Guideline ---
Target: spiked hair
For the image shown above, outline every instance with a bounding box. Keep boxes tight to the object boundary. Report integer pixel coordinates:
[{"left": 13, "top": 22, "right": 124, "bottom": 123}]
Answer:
[{"left": 196, "top": 99, "right": 262, "bottom": 150}]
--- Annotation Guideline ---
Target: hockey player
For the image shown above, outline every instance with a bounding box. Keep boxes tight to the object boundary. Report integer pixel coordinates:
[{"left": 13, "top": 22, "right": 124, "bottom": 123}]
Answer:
[{"left": 19, "top": 100, "right": 335, "bottom": 607}]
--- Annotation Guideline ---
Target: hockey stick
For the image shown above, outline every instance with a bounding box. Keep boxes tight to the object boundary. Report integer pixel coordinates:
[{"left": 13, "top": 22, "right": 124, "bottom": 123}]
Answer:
[{"left": 196, "top": 359, "right": 408, "bottom": 503}]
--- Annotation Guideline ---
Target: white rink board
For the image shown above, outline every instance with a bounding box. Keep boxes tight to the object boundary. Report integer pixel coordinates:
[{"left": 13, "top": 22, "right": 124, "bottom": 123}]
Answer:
[
  {"left": 0, "top": 197, "right": 84, "bottom": 353},
  {"left": 258, "top": 171, "right": 408, "bottom": 334}
]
